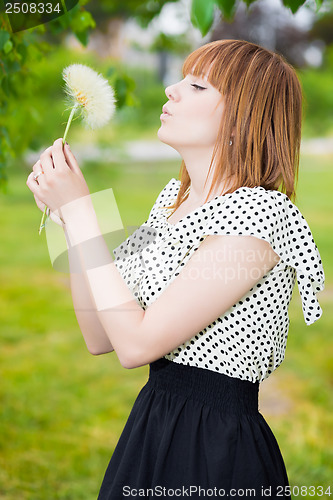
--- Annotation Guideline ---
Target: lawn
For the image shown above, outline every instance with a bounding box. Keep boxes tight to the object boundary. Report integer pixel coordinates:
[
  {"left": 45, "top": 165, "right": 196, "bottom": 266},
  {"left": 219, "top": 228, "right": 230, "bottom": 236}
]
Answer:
[{"left": 0, "top": 150, "right": 332, "bottom": 499}]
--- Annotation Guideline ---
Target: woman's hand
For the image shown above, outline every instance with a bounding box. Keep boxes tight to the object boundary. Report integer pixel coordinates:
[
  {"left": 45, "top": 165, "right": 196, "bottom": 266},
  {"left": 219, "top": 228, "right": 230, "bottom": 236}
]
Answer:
[
  {"left": 33, "top": 193, "right": 64, "bottom": 227},
  {"left": 26, "top": 138, "right": 90, "bottom": 215}
]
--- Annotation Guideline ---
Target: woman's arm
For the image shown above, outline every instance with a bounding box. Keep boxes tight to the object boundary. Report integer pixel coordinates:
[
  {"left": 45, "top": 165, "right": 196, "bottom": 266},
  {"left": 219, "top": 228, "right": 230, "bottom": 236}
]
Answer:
[
  {"left": 65, "top": 228, "right": 114, "bottom": 354},
  {"left": 63, "top": 204, "right": 279, "bottom": 368},
  {"left": 30, "top": 147, "right": 114, "bottom": 355},
  {"left": 27, "top": 139, "right": 279, "bottom": 368}
]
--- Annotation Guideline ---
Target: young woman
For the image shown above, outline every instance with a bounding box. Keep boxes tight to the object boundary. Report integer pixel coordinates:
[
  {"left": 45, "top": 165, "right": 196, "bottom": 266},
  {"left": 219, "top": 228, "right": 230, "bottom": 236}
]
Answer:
[{"left": 27, "top": 40, "right": 325, "bottom": 498}]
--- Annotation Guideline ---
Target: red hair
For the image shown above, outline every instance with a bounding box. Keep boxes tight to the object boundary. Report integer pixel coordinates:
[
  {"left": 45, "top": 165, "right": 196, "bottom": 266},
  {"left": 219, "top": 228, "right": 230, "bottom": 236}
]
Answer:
[{"left": 169, "top": 39, "right": 302, "bottom": 212}]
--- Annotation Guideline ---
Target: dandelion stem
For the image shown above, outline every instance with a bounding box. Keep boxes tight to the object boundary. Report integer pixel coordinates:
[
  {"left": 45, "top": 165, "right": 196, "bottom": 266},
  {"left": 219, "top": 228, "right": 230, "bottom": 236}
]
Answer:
[
  {"left": 62, "top": 103, "right": 79, "bottom": 145},
  {"left": 39, "top": 103, "right": 80, "bottom": 235}
]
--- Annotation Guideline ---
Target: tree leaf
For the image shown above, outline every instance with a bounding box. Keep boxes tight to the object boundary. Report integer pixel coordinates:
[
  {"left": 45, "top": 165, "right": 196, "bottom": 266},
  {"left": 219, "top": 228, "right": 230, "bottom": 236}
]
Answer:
[
  {"left": 70, "top": 9, "right": 96, "bottom": 33},
  {"left": 314, "top": 0, "right": 323, "bottom": 11},
  {"left": 214, "top": 0, "right": 236, "bottom": 20},
  {"left": 70, "top": 9, "right": 96, "bottom": 47},
  {"left": 282, "top": 0, "right": 305, "bottom": 14},
  {"left": 74, "top": 29, "right": 88, "bottom": 46},
  {"left": 191, "top": 0, "right": 215, "bottom": 36},
  {"left": 0, "top": 29, "right": 10, "bottom": 51},
  {"left": 3, "top": 40, "right": 13, "bottom": 54}
]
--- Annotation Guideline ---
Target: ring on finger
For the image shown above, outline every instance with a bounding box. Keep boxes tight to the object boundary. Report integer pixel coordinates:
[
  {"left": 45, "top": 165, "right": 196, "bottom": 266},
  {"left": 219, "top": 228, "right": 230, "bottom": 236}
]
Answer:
[{"left": 33, "top": 171, "right": 43, "bottom": 182}]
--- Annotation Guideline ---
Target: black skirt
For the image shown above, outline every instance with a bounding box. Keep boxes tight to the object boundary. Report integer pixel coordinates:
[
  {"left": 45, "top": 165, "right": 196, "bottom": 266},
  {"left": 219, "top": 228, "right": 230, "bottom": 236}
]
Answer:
[{"left": 98, "top": 358, "right": 291, "bottom": 499}]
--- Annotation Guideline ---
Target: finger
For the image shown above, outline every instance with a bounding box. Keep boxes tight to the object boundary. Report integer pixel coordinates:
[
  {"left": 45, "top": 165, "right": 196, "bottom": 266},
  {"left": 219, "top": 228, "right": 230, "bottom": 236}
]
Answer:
[
  {"left": 33, "top": 194, "right": 46, "bottom": 212},
  {"left": 51, "top": 138, "right": 67, "bottom": 171},
  {"left": 32, "top": 163, "right": 47, "bottom": 187},
  {"left": 33, "top": 193, "right": 61, "bottom": 223},
  {"left": 63, "top": 143, "right": 81, "bottom": 174},
  {"left": 31, "top": 146, "right": 52, "bottom": 174},
  {"left": 33, "top": 146, "right": 52, "bottom": 168},
  {"left": 41, "top": 145, "right": 53, "bottom": 156},
  {"left": 33, "top": 193, "right": 63, "bottom": 226},
  {"left": 40, "top": 147, "right": 56, "bottom": 174},
  {"left": 27, "top": 171, "right": 40, "bottom": 195},
  {"left": 32, "top": 160, "right": 44, "bottom": 179}
]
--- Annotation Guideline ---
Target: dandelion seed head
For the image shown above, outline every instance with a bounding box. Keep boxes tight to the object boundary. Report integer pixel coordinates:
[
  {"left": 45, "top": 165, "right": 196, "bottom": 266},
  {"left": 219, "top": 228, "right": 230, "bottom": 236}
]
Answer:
[{"left": 62, "top": 64, "right": 116, "bottom": 129}]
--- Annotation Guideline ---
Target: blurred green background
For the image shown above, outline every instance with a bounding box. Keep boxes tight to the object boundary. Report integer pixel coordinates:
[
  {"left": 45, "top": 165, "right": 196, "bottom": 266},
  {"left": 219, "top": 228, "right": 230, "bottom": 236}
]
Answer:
[{"left": 1, "top": 0, "right": 333, "bottom": 498}]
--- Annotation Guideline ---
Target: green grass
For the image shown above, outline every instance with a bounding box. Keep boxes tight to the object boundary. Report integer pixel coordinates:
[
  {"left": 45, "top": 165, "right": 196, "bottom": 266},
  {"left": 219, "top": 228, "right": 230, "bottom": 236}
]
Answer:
[{"left": 0, "top": 152, "right": 332, "bottom": 499}]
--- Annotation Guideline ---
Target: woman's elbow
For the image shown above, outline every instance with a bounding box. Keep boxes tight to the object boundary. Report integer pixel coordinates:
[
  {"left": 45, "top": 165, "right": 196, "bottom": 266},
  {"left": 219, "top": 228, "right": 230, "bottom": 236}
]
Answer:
[
  {"left": 116, "top": 347, "right": 148, "bottom": 370},
  {"left": 86, "top": 343, "right": 114, "bottom": 356},
  {"left": 119, "top": 357, "right": 137, "bottom": 369},
  {"left": 87, "top": 346, "right": 145, "bottom": 367}
]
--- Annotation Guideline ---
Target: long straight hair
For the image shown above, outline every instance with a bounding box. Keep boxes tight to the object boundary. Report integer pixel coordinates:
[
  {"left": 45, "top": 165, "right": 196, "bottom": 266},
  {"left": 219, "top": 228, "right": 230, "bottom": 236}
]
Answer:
[{"left": 169, "top": 39, "right": 302, "bottom": 212}]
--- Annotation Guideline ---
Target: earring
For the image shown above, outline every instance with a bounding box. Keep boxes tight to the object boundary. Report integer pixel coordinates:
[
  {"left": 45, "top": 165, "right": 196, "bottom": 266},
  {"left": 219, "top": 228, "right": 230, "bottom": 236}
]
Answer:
[{"left": 229, "top": 139, "right": 233, "bottom": 146}]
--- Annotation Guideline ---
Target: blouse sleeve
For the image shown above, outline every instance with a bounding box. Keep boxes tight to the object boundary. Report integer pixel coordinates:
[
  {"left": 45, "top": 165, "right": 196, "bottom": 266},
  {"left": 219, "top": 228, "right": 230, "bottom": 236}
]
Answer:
[{"left": 202, "top": 187, "right": 325, "bottom": 326}]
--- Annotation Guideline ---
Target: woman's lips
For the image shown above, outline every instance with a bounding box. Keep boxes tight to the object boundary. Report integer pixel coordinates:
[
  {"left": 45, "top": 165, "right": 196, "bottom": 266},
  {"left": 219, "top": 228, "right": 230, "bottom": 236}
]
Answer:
[
  {"left": 162, "top": 105, "right": 171, "bottom": 115},
  {"left": 160, "top": 105, "right": 172, "bottom": 120}
]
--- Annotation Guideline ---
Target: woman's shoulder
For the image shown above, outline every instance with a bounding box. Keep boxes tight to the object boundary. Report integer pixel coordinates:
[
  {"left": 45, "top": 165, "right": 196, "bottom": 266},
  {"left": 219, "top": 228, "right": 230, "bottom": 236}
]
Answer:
[
  {"left": 215, "top": 185, "right": 304, "bottom": 221},
  {"left": 204, "top": 186, "right": 285, "bottom": 227},
  {"left": 208, "top": 185, "right": 320, "bottom": 251},
  {"left": 222, "top": 185, "right": 288, "bottom": 205}
]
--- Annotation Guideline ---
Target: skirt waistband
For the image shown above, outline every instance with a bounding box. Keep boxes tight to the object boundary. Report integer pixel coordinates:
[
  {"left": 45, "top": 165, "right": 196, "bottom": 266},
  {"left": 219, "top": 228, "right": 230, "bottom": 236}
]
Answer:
[{"left": 148, "top": 358, "right": 259, "bottom": 416}]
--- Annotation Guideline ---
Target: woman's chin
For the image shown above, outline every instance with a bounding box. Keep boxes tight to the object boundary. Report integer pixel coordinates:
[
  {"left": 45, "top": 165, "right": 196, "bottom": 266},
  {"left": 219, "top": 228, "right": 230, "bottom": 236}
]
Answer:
[
  {"left": 157, "top": 127, "right": 170, "bottom": 145},
  {"left": 157, "top": 128, "right": 183, "bottom": 157}
]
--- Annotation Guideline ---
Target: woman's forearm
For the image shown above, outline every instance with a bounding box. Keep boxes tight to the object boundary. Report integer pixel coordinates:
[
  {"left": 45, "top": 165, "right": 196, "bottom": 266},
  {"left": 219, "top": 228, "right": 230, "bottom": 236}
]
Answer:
[
  {"left": 61, "top": 196, "right": 146, "bottom": 366},
  {"left": 64, "top": 226, "right": 114, "bottom": 355}
]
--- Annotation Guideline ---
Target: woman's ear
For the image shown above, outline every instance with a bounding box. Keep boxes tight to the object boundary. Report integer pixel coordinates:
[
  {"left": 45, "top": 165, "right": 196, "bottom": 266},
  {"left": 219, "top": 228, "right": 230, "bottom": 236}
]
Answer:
[{"left": 229, "top": 126, "right": 236, "bottom": 146}]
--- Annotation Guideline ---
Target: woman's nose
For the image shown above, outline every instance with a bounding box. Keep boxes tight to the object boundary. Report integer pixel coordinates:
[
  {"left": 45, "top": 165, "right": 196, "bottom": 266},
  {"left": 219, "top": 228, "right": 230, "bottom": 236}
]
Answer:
[
  {"left": 165, "top": 85, "right": 173, "bottom": 100},
  {"left": 165, "top": 82, "right": 179, "bottom": 100}
]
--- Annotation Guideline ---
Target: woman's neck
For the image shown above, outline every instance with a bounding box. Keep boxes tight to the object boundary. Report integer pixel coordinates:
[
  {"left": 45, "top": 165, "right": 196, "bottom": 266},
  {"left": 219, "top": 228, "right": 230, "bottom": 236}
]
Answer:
[{"left": 180, "top": 148, "right": 231, "bottom": 206}]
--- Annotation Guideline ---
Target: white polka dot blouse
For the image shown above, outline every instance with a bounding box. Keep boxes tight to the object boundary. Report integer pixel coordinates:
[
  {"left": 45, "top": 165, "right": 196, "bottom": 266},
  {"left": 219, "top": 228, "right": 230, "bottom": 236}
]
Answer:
[{"left": 113, "top": 179, "right": 325, "bottom": 382}]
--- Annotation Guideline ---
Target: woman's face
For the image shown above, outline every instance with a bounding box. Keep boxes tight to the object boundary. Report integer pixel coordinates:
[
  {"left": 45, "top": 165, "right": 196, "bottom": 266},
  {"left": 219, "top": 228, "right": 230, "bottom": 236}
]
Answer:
[{"left": 157, "top": 74, "right": 224, "bottom": 153}]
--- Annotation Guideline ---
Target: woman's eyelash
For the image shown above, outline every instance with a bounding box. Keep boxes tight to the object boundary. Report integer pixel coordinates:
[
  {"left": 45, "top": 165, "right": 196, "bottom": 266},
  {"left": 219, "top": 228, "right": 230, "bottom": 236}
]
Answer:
[{"left": 191, "top": 84, "right": 206, "bottom": 90}]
